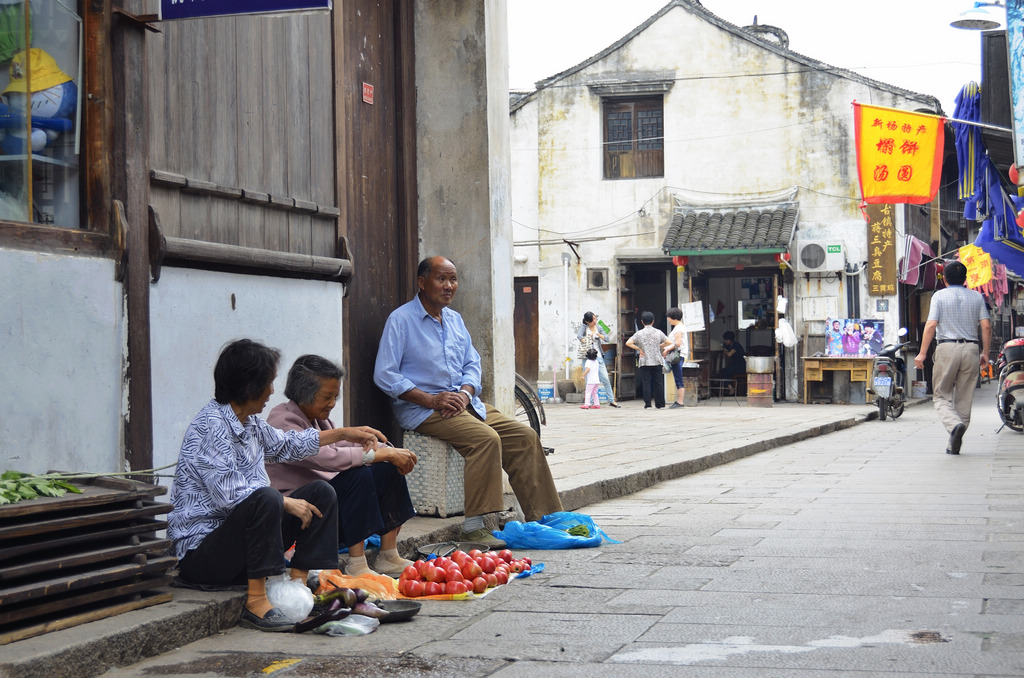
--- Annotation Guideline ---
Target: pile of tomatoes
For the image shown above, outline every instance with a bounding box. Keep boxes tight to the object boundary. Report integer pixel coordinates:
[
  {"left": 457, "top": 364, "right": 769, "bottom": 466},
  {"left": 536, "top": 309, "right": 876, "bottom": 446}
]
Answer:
[{"left": 397, "top": 548, "right": 532, "bottom": 597}]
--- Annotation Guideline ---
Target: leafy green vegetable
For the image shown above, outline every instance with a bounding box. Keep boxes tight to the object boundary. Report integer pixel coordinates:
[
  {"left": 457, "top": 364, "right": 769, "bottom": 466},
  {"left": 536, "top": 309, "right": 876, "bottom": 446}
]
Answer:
[
  {"left": 0, "top": 471, "right": 79, "bottom": 505},
  {"left": 567, "top": 524, "right": 590, "bottom": 537}
]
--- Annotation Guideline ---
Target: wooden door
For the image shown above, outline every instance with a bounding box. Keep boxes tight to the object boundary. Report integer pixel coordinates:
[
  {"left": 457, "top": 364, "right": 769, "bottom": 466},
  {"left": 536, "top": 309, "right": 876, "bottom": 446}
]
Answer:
[
  {"left": 338, "top": 1, "right": 418, "bottom": 435},
  {"left": 513, "top": 277, "right": 539, "bottom": 381}
]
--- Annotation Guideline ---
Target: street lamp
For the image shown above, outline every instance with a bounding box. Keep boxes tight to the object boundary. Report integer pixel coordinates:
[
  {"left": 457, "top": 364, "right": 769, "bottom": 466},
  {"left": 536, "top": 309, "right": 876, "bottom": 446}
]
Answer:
[{"left": 951, "top": 1, "right": 1006, "bottom": 30}]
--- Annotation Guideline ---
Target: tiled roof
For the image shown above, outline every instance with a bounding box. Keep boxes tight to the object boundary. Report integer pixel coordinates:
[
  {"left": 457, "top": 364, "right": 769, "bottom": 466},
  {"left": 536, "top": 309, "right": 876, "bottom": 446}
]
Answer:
[{"left": 662, "top": 202, "right": 798, "bottom": 253}]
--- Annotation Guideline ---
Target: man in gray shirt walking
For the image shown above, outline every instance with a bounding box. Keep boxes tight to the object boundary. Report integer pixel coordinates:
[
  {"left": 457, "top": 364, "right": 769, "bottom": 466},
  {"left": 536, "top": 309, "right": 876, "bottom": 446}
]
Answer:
[{"left": 913, "top": 261, "right": 991, "bottom": 455}]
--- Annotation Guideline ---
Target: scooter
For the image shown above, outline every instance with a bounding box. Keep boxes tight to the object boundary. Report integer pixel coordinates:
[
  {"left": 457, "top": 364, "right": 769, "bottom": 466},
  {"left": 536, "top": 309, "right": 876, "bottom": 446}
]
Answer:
[
  {"left": 870, "top": 327, "right": 910, "bottom": 422},
  {"left": 996, "top": 338, "right": 1024, "bottom": 432}
]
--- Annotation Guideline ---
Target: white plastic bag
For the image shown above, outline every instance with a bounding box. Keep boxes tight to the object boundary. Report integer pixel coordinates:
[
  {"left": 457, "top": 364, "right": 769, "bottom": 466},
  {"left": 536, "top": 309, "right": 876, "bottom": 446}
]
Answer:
[
  {"left": 775, "top": 318, "right": 798, "bottom": 347},
  {"left": 266, "top": 573, "right": 314, "bottom": 622},
  {"left": 315, "top": 614, "right": 380, "bottom": 636}
]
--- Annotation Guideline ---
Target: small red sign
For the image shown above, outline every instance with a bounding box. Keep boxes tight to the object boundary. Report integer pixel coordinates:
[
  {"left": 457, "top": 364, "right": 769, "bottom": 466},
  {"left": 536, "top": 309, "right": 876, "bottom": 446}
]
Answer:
[{"left": 362, "top": 82, "right": 374, "bottom": 105}]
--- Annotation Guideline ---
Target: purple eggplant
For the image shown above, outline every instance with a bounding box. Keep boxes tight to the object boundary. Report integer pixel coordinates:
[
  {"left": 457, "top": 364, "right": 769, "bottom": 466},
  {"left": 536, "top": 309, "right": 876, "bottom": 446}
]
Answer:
[
  {"left": 351, "top": 601, "right": 389, "bottom": 619},
  {"left": 315, "top": 586, "right": 358, "bottom": 608}
]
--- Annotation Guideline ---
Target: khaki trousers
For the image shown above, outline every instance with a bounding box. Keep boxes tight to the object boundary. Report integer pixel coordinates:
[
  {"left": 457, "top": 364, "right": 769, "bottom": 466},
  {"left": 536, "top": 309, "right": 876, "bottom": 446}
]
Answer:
[
  {"left": 931, "top": 342, "right": 979, "bottom": 433},
  {"left": 415, "top": 404, "right": 562, "bottom": 522}
]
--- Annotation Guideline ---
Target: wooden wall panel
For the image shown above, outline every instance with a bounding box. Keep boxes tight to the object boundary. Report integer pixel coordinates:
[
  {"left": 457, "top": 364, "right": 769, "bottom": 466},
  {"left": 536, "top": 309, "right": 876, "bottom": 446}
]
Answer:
[{"left": 147, "top": 13, "right": 337, "bottom": 256}]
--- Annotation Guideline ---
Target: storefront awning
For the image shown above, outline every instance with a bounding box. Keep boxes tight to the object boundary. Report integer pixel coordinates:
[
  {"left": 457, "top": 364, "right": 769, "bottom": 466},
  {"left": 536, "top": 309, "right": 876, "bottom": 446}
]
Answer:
[{"left": 662, "top": 202, "right": 798, "bottom": 256}]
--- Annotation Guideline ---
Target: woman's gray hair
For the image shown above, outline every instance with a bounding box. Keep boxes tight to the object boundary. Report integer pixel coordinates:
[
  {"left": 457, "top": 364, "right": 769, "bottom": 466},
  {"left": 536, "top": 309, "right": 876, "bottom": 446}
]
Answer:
[{"left": 284, "top": 354, "right": 345, "bottom": 405}]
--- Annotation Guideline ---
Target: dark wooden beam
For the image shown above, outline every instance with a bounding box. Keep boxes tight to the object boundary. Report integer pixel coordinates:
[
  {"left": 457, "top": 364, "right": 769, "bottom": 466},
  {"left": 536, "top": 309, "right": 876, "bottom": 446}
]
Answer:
[{"left": 112, "top": 3, "right": 153, "bottom": 475}]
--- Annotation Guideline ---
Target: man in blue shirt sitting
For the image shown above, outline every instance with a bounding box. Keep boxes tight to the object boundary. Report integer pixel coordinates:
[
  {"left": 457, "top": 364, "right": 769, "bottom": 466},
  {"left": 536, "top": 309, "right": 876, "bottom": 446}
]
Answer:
[{"left": 374, "top": 256, "right": 562, "bottom": 547}]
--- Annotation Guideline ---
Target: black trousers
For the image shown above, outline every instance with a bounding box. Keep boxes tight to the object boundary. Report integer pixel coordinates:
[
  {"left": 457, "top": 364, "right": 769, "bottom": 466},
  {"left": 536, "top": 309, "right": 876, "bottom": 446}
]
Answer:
[
  {"left": 328, "top": 463, "right": 414, "bottom": 549},
  {"left": 177, "top": 480, "right": 339, "bottom": 585},
  {"left": 638, "top": 365, "right": 666, "bottom": 408}
]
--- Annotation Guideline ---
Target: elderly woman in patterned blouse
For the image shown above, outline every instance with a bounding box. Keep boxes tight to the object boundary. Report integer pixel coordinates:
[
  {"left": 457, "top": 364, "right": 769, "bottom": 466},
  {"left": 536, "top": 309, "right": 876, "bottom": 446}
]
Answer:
[{"left": 167, "top": 339, "right": 384, "bottom": 632}]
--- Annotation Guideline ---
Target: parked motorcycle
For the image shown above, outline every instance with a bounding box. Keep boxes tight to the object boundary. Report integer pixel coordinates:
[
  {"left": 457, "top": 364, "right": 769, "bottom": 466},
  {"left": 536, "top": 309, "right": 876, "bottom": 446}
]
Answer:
[
  {"left": 996, "top": 338, "right": 1024, "bottom": 432},
  {"left": 870, "top": 327, "right": 910, "bottom": 422}
]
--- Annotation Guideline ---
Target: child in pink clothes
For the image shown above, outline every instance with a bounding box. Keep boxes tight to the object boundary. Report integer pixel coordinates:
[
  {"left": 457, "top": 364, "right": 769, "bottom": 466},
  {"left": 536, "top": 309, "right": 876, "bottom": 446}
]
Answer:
[{"left": 582, "top": 348, "right": 601, "bottom": 409}]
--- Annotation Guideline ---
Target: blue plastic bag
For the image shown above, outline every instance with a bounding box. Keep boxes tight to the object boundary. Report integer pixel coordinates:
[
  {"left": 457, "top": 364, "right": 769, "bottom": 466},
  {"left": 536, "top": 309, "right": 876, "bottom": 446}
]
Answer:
[{"left": 493, "top": 511, "right": 620, "bottom": 549}]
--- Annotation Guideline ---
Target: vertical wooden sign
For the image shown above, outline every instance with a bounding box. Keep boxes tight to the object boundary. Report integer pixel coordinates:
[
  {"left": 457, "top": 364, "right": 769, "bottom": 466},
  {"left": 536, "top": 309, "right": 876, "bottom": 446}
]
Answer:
[{"left": 865, "top": 203, "right": 897, "bottom": 296}]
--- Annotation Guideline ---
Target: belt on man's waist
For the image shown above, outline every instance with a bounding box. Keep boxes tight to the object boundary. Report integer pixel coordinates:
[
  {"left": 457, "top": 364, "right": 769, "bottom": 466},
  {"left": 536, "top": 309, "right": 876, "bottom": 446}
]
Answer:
[{"left": 937, "top": 339, "right": 977, "bottom": 344}]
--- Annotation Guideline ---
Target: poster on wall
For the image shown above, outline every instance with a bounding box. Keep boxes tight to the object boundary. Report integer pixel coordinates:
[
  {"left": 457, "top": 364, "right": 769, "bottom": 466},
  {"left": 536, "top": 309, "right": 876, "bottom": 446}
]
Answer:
[
  {"left": 825, "top": 318, "right": 885, "bottom": 357},
  {"left": 742, "top": 277, "right": 772, "bottom": 300},
  {"left": 680, "top": 301, "right": 705, "bottom": 332}
]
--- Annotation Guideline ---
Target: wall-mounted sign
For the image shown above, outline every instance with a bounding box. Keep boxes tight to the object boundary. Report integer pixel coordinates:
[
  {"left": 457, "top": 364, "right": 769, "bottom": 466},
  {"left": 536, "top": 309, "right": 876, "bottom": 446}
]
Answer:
[
  {"left": 362, "top": 82, "right": 374, "bottom": 105},
  {"left": 865, "top": 203, "right": 897, "bottom": 296},
  {"left": 160, "top": 0, "right": 331, "bottom": 21}
]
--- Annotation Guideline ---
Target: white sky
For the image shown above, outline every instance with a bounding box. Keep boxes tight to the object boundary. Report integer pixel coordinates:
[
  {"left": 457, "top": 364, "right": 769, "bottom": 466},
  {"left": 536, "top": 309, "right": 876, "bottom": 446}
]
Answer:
[{"left": 507, "top": 0, "right": 990, "bottom": 115}]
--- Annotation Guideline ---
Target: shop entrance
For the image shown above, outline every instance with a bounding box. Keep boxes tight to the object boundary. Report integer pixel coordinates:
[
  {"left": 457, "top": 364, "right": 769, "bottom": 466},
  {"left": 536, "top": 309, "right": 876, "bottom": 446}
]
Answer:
[
  {"left": 616, "top": 262, "right": 680, "bottom": 400},
  {"left": 690, "top": 267, "right": 784, "bottom": 400}
]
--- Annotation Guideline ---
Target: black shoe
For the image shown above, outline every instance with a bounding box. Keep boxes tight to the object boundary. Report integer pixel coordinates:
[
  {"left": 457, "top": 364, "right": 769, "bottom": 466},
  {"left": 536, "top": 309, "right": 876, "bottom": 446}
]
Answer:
[
  {"left": 644, "top": 405, "right": 652, "bottom": 409},
  {"left": 608, "top": 402, "right": 620, "bottom": 408},
  {"left": 948, "top": 424, "right": 966, "bottom": 455},
  {"left": 669, "top": 402, "right": 684, "bottom": 409},
  {"left": 239, "top": 607, "right": 294, "bottom": 632}
]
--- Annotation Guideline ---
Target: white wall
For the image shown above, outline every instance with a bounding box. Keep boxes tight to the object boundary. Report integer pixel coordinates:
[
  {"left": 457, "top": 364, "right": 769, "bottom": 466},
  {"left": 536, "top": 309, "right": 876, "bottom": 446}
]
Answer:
[
  {"left": 149, "top": 268, "right": 345, "bottom": 486},
  {"left": 0, "top": 248, "right": 125, "bottom": 475}
]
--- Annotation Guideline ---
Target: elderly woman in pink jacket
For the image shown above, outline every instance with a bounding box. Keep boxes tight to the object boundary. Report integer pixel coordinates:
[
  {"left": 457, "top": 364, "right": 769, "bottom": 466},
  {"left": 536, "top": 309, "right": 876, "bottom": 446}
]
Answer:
[{"left": 266, "top": 355, "right": 417, "bottom": 578}]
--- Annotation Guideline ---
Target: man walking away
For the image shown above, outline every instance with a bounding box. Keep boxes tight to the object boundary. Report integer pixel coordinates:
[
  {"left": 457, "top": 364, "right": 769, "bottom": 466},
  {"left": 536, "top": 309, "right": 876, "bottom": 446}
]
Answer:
[{"left": 913, "top": 261, "right": 991, "bottom": 455}]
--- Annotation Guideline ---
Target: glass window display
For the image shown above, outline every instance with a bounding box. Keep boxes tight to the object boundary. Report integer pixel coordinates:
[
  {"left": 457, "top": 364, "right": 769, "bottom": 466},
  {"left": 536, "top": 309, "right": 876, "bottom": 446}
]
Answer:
[{"left": 0, "top": 0, "right": 81, "bottom": 227}]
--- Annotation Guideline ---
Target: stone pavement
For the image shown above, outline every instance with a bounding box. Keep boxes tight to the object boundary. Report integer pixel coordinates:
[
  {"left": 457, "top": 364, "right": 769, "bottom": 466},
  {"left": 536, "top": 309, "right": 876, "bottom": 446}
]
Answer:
[{"left": 8, "top": 388, "right": 1003, "bottom": 678}]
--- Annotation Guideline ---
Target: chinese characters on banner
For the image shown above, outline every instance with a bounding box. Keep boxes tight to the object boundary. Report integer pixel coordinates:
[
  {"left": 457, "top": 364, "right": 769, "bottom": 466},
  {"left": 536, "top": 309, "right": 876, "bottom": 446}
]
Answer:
[
  {"left": 959, "top": 244, "right": 993, "bottom": 288},
  {"left": 853, "top": 102, "right": 944, "bottom": 205},
  {"left": 865, "top": 203, "right": 897, "bottom": 296}
]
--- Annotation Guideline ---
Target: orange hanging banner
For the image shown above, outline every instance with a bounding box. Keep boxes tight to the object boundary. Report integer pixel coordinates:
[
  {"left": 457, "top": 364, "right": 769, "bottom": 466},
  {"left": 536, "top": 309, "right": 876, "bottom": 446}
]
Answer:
[
  {"left": 853, "top": 102, "right": 945, "bottom": 205},
  {"left": 959, "top": 244, "right": 993, "bottom": 288}
]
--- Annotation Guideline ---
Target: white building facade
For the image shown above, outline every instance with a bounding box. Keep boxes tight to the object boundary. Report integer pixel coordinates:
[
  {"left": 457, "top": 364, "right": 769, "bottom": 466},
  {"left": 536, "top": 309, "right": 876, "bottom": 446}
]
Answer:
[{"left": 510, "top": 0, "right": 943, "bottom": 403}]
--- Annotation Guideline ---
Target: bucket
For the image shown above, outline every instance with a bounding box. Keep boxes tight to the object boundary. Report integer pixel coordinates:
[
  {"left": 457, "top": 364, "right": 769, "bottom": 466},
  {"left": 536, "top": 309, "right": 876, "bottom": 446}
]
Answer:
[
  {"left": 911, "top": 380, "right": 927, "bottom": 398},
  {"left": 747, "top": 373, "right": 773, "bottom": 408},
  {"left": 536, "top": 381, "right": 555, "bottom": 402}
]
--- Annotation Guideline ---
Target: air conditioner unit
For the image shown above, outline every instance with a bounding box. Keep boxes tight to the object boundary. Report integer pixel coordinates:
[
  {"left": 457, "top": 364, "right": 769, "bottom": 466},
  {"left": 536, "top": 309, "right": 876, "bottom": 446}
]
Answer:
[{"left": 793, "top": 240, "right": 844, "bottom": 273}]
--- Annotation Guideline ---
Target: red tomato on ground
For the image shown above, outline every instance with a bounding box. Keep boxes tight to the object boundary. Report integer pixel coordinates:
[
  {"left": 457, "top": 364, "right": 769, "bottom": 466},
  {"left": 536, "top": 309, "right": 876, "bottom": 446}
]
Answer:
[
  {"left": 485, "top": 573, "right": 498, "bottom": 588},
  {"left": 424, "top": 581, "right": 443, "bottom": 596},
  {"left": 471, "top": 576, "right": 488, "bottom": 594},
  {"left": 479, "top": 556, "right": 496, "bottom": 574},
  {"left": 445, "top": 580, "right": 467, "bottom": 595},
  {"left": 400, "top": 565, "right": 419, "bottom": 581},
  {"left": 462, "top": 561, "right": 483, "bottom": 579},
  {"left": 467, "top": 549, "right": 483, "bottom": 559},
  {"left": 497, "top": 549, "right": 513, "bottom": 563},
  {"left": 494, "top": 570, "right": 509, "bottom": 586}
]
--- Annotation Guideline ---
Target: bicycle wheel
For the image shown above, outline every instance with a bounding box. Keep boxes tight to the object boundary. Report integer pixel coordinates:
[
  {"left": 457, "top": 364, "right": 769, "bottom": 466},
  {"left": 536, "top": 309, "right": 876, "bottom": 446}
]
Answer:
[{"left": 514, "top": 385, "right": 541, "bottom": 436}]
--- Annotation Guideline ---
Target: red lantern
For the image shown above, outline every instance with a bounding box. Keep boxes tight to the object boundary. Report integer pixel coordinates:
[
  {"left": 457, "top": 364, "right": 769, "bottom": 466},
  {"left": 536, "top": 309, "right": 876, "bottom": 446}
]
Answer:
[
  {"left": 672, "top": 256, "right": 688, "bottom": 267},
  {"left": 1011, "top": 164, "right": 1020, "bottom": 185},
  {"left": 775, "top": 252, "right": 791, "bottom": 263}
]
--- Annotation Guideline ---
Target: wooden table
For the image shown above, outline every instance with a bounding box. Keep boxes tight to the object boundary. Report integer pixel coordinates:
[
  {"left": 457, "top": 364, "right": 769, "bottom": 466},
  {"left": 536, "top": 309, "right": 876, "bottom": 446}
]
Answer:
[{"left": 802, "top": 356, "right": 873, "bottom": 404}]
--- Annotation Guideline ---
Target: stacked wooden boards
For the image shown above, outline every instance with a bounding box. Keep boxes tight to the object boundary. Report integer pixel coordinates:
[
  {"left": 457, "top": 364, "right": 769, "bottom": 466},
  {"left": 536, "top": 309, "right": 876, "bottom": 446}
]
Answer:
[{"left": 0, "top": 475, "right": 174, "bottom": 644}]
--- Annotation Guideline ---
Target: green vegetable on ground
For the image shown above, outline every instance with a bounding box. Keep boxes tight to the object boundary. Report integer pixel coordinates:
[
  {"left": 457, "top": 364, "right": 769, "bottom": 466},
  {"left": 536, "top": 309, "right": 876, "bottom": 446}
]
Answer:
[{"left": 567, "top": 524, "right": 591, "bottom": 537}]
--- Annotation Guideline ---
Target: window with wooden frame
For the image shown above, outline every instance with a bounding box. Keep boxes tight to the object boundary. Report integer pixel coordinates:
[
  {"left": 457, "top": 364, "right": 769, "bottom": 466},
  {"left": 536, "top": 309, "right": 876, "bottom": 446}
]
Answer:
[
  {"left": 603, "top": 97, "right": 663, "bottom": 180},
  {"left": 0, "top": 0, "right": 83, "bottom": 228}
]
